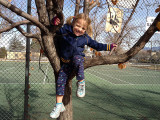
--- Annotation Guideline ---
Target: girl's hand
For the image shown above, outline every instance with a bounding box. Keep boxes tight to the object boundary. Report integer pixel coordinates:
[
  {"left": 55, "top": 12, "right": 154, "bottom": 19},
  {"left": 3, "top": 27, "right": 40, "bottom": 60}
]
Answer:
[
  {"left": 109, "top": 43, "right": 117, "bottom": 55},
  {"left": 51, "top": 16, "right": 60, "bottom": 25},
  {"left": 110, "top": 43, "right": 117, "bottom": 50}
]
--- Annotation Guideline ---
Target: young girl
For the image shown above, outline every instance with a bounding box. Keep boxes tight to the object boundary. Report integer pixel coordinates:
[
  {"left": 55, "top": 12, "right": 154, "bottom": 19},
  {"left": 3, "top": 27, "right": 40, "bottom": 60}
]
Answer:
[{"left": 50, "top": 13, "right": 117, "bottom": 118}]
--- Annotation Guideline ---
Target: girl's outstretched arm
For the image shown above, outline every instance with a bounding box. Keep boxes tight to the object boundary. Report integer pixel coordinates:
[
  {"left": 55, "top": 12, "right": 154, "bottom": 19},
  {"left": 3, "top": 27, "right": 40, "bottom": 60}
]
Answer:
[{"left": 87, "top": 35, "right": 117, "bottom": 51}]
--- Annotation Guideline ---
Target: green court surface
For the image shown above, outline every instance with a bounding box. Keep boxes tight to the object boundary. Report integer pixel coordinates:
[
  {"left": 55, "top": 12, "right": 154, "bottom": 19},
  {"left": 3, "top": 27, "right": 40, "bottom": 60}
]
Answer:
[{"left": 0, "top": 61, "right": 160, "bottom": 120}]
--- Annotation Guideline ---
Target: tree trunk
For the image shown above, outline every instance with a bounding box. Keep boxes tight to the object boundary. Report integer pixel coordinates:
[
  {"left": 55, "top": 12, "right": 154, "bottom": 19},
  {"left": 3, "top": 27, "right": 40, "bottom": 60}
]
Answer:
[
  {"left": 58, "top": 79, "right": 73, "bottom": 120},
  {"left": 41, "top": 33, "right": 73, "bottom": 120},
  {"left": 42, "top": 34, "right": 60, "bottom": 74},
  {"left": 41, "top": 33, "right": 74, "bottom": 120},
  {"left": 83, "top": 0, "right": 89, "bottom": 15}
]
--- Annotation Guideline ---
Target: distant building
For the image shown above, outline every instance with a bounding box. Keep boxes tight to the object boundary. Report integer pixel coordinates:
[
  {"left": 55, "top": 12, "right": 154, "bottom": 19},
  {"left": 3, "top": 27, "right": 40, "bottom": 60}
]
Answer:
[
  {"left": 7, "top": 52, "right": 40, "bottom": 60},
  {"left": 151, "top": 51, "right": 156, "bottom": 56},
  {"left": 7, "top": 51, "right": 25, "bottom": 60}
]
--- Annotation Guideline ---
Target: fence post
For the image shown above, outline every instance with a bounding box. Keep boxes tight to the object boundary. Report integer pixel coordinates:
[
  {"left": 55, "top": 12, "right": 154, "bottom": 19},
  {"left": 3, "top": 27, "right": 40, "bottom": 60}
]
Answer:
[{"left": 24, "top": 0, "right": 31, "bottom": 119}]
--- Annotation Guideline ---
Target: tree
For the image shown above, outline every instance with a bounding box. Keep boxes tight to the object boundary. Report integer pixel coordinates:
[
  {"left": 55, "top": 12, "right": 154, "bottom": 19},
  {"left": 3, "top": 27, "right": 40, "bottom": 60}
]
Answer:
[
  {"left": 30, "top": 38, "right": 41, "bottom": 52},
  {"left": 0, "top": 0, "right": 160, "bottom": 120},
  {"left": 149, "top": 52, "right": 160, "bottom": 63},
  {"left": 8, "top": 35, "right": 25, "bottom": 52},
  {"left": 133, "top": 50, "right": 151, "bottom": 63},
  {"left": 0, "top": 47, "right": 7, "bottom": 58}
]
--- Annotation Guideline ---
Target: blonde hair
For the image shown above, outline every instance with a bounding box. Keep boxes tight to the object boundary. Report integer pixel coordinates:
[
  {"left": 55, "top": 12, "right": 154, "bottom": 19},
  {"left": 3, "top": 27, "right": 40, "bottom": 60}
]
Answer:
[{"left": 66, "top": 13, "right": 93, "bottom": 37}]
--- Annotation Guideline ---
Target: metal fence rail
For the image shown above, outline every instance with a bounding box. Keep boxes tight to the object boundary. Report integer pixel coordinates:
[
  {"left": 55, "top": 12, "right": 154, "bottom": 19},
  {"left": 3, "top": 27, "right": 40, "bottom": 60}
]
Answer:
[{"left": 0, "top": 0, "right": 160, "bottom": 120}]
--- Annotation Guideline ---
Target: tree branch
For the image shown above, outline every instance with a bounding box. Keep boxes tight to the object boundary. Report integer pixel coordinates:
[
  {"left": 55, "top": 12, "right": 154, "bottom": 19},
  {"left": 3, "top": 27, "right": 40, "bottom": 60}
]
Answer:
[
  {"left": 109, "top": 0, "right": 139, "bottom": 55},
  {"left": 74, "top": 0, "right": 81, "bottom": 16},
  {"left": 88, "top": 0, "right": 99, "bottom": 12},
  {"left": 0, "top": 0, "right": 49, "bottom": 34},
  {"left": 116, "top": 0, "right": 140, "bottom": 44},
  {"left": 84, "top": 12, "right": 160, "bottom": 68},
  {"left": 0, "top": 20, "right": 28, "bottom": 32},
  {"left": 35, "top": 0, "right": 49, "bottom": 26},
  {"left": 0, "top": 11, "right": 40, "bottom": 39},
  {"left": 52, "top": 0, "right": 64, "bottom": 17},
  {"left": 125, "top": 12, "right": 160, "bottom": 59},
  {"left": 46, "top": 0, "right": 54, "bottom": 22},
  {"left": 83, "top": 0, "right": 89, "bottom": 15}
]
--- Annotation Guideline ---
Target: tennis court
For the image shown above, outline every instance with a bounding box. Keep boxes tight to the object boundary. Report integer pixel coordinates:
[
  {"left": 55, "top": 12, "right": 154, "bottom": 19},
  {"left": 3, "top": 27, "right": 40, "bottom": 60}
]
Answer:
[
  {"left": 0, "top": 61, "right": 160, "bottom": 120},
  {"left": 1, "top": 61, "right": 160, "bottom": 85},
  {"left": 85, "top": 64, "right": 160, "bottom": 85}
]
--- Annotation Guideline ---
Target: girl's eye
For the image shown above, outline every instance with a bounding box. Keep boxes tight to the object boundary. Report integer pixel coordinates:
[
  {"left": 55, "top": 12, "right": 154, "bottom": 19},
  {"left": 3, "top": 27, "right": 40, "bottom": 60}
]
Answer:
[
  {"left": 76, "top": 24, "right": 80, "bottom": 27},
  {"left": 75, "top": 24, "right": 86, "bottom": 30},
  {"left": 82, "top": 28, "right": 85, "bottom": 31}
]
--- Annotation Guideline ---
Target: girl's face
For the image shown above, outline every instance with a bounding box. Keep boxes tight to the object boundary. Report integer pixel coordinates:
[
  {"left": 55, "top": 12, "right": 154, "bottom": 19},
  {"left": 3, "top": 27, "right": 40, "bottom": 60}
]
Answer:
[{"left": 73, "top": 19, "right": 87, "bottom": 36}]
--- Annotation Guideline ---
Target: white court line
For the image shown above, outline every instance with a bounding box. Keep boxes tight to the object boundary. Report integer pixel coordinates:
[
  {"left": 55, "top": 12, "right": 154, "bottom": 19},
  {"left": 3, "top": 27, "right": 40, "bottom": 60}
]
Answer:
[
  {"left": 87, "top": 69, "right": 134, "bottom": 85},
  {"left": 86, "top": 69, "right": 160, "bottom": 86},
  {"left": 0, "top": 67, "right": 17, "bottom": 73},
  {"left": 94, "top": 68, "right": 160, "bottom": 77},
  {"left": 117, "top": 69, "right": 160, "bottom": 77},
  {"left": 86, "top": 71, "right": 114, "bottom": 85},
  {"left": 0, "top": 83, "right": 55, "bottom": 85},
  {"left": 0, "top": 82, "right": 159, "bottom": 86},
  {"left": 98, "top": 69, "right": 142, "bottom": 76},
  {"left": 115, "top": 70, "right": 145, "bottom": 77}
]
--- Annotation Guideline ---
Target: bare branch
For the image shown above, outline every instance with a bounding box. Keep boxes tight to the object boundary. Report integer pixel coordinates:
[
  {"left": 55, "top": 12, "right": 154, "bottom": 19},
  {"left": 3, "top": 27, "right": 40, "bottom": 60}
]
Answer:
[
  {"left": 83, "top": 0, "right": 89, "bottom": 15},
  {"left": 84, "top": 54, "right": 124, "bottom": 69},
  {"left": 88, "top": 0, "right": 99, "bottom": 11},
  {"left": 0, "top": 23, "right": 40, "bottom": 39},
  {"left": 125, "top": 12, "right": 160, "bottom": 59},
  {"left": 35, "top": 0, "right": 49, "bottom": 26},
  {"left": 0, "top": 12, "right": 40, "bottom": 39},
  {"left": 47, "top": 0, "right": 64, "bottom": 27},
  {"left": 85, "top": 11, "right": 160, "bottom": 68},
  {"left": 46, "top": 0, "right": 54, "bottom": 22},
  {"left": 0, "top": 20, "right": 29, "bottom": 32},
  {"left": 0, "top": 0, "right": 49, "bottom": 34},
  {"left": 109, "top": 0, "right": 139, "bottom": 55},
  {"left": 74, "top": 0, "right": 81, "bottom": 16},
  {"left": 116, "top": 0, "right": 140, "bottom": 44}
]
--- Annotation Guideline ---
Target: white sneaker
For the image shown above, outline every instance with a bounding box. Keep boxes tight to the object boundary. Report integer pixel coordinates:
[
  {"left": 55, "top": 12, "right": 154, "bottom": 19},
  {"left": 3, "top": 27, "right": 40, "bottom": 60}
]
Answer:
[
  {"left": 77, "top": 81, "right": 85, "bottom": 97},
  {"left": 50, "top": 103, "right": 65, "bottom": 118}
]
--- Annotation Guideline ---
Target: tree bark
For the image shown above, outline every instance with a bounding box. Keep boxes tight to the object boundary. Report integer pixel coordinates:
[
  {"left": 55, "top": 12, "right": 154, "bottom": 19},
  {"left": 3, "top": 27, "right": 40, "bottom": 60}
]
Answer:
[
  {"left": 35, "top": 0, "right": 50, "bottom": 26},
  {"left": 74, "top": 0, "right": 80, "bottom": 16},
  {"left": 41, "top": 33, "right": 60, "bottom": 74},
  {"left": 83, "top": 0, "right": 89, "bottom": 15}
]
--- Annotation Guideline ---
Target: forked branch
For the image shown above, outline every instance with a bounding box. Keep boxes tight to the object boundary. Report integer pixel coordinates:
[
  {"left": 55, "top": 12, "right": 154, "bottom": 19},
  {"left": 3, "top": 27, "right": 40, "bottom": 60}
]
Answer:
[{"left": 0, "top": 0, "right": 49, "bottom": 34}]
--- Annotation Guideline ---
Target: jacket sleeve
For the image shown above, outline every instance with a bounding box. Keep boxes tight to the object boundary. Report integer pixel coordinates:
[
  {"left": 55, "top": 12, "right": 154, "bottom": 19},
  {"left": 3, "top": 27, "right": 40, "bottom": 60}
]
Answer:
[
  {"left": 56, "top": 26, "right": 63, "bottom": 35},
  {"left": 87, "top": 35, "right": 111, "bottom": 51},
  {"left": 56, "top": 24, "right": 68, "bottom": 35}
]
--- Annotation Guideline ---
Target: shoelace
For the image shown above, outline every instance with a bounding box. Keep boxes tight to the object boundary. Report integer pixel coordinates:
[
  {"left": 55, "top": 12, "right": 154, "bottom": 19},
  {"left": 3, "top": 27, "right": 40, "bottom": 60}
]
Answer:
[
  {"left": 52, "top": 105, "right": 61, "bottom": 113},
  {"left": 78, "top": 83, "right": 84, "bottom": 92}
]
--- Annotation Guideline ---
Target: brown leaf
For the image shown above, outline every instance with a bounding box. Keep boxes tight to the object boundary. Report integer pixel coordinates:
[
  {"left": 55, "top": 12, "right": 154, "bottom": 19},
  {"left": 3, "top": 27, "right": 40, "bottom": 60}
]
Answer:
[
  {"left": 155, "top": 5, "right": 160, "bottom": 13},
  {"left": 118, "top": 63, "right": 126, "bottom": 69},
  {"left": 111, "top": 0, "right": 118, "bottom": 5},
  {"left": 156, "top": 22, "right": 160, "bottom": 31}
]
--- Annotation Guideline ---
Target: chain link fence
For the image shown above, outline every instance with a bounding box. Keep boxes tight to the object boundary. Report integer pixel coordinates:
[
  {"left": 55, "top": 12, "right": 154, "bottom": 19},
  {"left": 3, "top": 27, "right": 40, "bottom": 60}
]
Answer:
[{"left": 0, "top": 0, "right": 160, "bottom": 120}]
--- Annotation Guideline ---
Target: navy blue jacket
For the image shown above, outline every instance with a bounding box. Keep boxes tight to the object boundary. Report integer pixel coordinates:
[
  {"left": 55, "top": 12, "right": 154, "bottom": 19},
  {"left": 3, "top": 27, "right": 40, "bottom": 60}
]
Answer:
[{"left": 57, "top": 24, "right": 111, "bottom": 62}]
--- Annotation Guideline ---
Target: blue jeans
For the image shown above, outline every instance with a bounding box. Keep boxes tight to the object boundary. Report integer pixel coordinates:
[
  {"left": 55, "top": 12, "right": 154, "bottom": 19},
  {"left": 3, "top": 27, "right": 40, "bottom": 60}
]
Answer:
[{"left": 56, "top": 55, "right": 84, "bottom": 95}]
